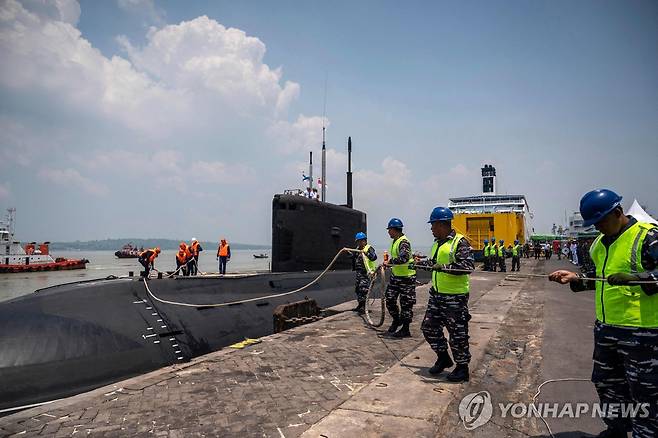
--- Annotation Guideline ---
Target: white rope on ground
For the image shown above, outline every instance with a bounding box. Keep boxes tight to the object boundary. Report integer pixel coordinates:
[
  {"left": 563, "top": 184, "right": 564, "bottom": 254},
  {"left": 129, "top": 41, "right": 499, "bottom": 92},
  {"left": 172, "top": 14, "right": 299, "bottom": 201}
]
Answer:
[
  {"left": 531, "top": 378, "right": 591, "bottom": 438},
  {"left": 143, "top": 247, "right": 363, "bottom": 308}
]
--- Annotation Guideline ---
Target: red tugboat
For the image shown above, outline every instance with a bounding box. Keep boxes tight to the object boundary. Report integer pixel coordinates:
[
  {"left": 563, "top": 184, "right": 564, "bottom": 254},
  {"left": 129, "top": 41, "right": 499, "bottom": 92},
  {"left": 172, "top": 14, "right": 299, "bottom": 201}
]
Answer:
[{"left": 0, "top": 208, "right": 88, "bottom": 273}]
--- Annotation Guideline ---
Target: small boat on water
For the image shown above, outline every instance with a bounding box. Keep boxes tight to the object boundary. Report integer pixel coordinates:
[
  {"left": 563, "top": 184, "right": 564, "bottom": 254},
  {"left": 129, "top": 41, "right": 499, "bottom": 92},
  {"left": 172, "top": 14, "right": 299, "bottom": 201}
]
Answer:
[
  {"left": 0, "top": 208, "right": 89, "bottom": 274},
  {"left": 114, "top": 243, "right": 143, "bottom": 259},
  {"left": 253, "top": 253, "right": 269, "bottom": 259}
]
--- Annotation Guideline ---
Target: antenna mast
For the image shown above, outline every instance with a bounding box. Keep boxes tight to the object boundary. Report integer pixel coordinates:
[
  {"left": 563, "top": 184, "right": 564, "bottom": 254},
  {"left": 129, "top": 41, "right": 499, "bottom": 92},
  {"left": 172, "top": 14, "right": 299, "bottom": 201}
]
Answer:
[
  {"left": 308, "top": 152, "right": 313, "bottom": 191},
  {"left": 321, "top": 74, "right": 327, "bottom": 202},
  {"left": 7, "top": 208, "right": 16, "bottom": 238}
]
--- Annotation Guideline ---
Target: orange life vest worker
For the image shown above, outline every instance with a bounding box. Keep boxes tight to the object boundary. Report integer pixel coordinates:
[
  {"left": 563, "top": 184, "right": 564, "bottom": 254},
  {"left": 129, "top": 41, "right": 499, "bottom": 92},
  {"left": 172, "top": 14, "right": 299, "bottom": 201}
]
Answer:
[
  {"left": 190, "top": 241, "right": 200, "bottom": 257},
  {"left": 176, "top": 248, "right": 187, "bottom": 264},
  {"left": 141, "top": 247, "right": 160, "bottom": 263},
  {"left": 218, "top": 241, "right": 229, "bottom": 257}
]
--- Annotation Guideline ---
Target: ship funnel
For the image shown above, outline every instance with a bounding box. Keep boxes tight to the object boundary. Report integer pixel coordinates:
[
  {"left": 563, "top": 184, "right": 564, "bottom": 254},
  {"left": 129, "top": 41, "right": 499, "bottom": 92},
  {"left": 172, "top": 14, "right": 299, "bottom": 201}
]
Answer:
[
  {"left": 481, "top": 164, "right": 496, "bottom": 195},
  {"left": 347, "top": 137, "right": 353, "bottom": 208}
]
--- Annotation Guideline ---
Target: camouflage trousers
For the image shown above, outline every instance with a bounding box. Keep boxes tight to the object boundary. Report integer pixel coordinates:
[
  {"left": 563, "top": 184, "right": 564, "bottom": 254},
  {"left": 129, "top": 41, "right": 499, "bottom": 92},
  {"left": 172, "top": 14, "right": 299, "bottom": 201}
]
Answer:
[
  {"left": 354, "top": 272, "right": 370, "bottom": 305},
  {"left": 489, "top": 256, "right": 497, "bottom": 272},
  {"left": 421, "top": 291, "right": 471, "bottom": 364},
  {"left": 498, "top": 256, "right": 506, "bottom": 272},
  {"left": 385, "top": 275, "right": 416, "bottom": 324},
  {"left": 592, "top": 321, "right": 658, "bottom": 437}
]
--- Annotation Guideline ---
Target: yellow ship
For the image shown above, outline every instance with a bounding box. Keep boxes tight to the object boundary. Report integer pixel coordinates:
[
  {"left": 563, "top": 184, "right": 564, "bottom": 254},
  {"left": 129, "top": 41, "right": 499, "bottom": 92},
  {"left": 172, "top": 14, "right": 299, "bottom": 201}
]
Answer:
[{"left": 448, "top": 164, "right": 530, "bottom": 256}]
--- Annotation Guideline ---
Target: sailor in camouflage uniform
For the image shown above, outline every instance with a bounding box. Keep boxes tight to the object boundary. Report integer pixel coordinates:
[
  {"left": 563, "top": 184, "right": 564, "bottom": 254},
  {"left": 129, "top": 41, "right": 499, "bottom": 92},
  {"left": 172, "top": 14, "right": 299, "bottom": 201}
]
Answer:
[
  {"left": 550, "top": 189, "right": 658, "bottom": 438},
  {"left": 351, "top": 232, "right": 377, "bottom": 314},
  {"left": 383, "top": 218, "right": 416, "bottom": 338},
  {"left": 497, "top": 239, "right": 507, "bottom": 272},
  {"left": 490, "top": 237, "right": 497, "bottom": 272},
  {"left": 419, "top": 207, "right": 474, "bottom": 382}
]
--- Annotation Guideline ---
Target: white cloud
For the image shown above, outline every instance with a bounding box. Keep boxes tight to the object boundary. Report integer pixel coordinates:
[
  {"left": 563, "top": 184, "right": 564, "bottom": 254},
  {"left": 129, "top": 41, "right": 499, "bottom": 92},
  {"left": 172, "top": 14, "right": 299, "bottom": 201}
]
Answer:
[
  {"left": 0, "top": 0, "right": 183, "bottom": 137},
  {"left": 38, "top": 168, "right": 109, "bottom": 196},
  {"left": 268, "top": 115, "right": 326, "bottom": 154},
  {"left": 20, "top": 0, "right": 81, "bottom": 25},
  {"left": 0, "top": 2, "right": 306, "bottom": 143},
  {"left": 117, "top": 0, "right": 165, "bottom": 25},
  {"left": 74, "top": 149, "right": 254, "bottom": 194},
  {"left": 0, "top": 1, "right": 327, "bottom": 241},
  {"left": 353, "top": 157, "right": 414, "bottom": 233},
  {"left": 0, "top": 117, "right": 60, "bottom": 166},
  {"left": 422, "top": 163, "right": 478, "bottom": 198},
  {"left": 0, "top": 182, "right": 10, "bottom": 200},
  {"left": 118, "top": 16, "right": 300, "bottom": 118}
]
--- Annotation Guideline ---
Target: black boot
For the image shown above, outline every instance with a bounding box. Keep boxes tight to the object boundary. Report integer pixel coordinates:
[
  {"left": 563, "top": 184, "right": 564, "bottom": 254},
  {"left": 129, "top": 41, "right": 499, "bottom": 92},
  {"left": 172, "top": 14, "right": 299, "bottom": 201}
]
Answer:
[
  {"left": 391, "top": 323, "right": 411, "bottom": 338},
  {"left": 428, "top": 352, "right": 454, "bottom": 375},
  {"left": 352, "top": 302, "right": 365, "bottom": 313},
  {"left": 446, "top": 364, "right": 469, "bottom": 382},
  {"left": 387, "top": 318, "right": 401, "bottom": 333}
]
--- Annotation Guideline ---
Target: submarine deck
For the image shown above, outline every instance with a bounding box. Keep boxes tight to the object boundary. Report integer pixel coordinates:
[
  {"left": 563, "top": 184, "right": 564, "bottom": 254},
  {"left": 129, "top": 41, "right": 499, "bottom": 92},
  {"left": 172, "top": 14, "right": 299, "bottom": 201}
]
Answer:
[{"left": 0, "top": 259, "right": 606, "bottom": 437}]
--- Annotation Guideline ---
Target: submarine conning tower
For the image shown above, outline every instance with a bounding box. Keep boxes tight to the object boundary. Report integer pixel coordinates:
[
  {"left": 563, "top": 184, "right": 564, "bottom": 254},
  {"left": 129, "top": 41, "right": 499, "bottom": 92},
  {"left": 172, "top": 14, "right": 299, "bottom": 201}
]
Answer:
[{"left": 271, "top": 136, "right": 366, "bottom": 273}]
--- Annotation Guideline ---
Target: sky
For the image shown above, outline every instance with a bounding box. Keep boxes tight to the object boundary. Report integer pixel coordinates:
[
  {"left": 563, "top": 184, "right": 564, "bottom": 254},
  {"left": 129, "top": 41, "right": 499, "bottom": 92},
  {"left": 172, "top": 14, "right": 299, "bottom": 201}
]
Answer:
[{"left": 0, "top": 0, "right": 656, "bottom": 246}]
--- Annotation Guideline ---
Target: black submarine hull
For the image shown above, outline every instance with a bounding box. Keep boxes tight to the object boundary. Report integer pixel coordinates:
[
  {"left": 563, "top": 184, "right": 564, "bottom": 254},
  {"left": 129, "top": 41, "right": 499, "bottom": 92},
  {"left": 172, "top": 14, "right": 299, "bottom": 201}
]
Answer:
[{"left": 0, "top": 270, "right": 357, "bottom": 410}]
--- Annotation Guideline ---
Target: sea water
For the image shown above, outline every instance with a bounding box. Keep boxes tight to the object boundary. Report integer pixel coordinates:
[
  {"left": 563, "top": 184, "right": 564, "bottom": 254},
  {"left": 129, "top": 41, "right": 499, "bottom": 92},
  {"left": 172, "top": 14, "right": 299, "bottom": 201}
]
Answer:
[{"left": 0, "top": 249, "right": 271, "bottom": 302}]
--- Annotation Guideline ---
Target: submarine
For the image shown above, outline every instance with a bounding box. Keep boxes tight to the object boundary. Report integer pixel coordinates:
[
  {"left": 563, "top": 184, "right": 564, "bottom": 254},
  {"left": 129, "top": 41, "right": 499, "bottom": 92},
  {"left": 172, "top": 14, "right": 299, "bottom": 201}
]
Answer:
[{"left": 0, "top": 138, "right": 376, "bottom": 411}]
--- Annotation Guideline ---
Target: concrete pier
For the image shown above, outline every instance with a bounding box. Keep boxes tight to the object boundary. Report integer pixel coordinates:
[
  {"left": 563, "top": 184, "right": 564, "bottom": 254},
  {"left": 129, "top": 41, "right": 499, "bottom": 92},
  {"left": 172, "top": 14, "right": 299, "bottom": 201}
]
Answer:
[{"left": 0, "top": 259, "right": 606, "bottom": 437}]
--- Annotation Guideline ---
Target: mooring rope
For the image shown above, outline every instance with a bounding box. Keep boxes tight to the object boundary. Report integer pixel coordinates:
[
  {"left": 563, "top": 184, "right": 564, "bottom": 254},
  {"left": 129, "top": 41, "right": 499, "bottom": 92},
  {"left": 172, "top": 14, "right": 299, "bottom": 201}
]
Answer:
[
  {"left": 412, "top": 265, "right": 658, "bottom": 284},
  {"left": 143, "top": 247, "right": 363, "bottom": 308},
  {"left": 143, "top": 249, "right": 657, "bottom": 308}
]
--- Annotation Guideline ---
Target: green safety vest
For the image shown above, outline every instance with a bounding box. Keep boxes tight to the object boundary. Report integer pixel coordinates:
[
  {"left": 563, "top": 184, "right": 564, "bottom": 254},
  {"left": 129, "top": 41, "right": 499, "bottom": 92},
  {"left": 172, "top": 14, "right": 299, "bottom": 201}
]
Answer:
[
  {"left": 361, "top": 244, "right": 377, "bottom": 274},
  {"left": 390, "top": 235, "right": 416, "bottom": 277},
  {"left": 430, "top": 232, "right": 470, "bottom": 294},
  {"left": 497, "top": 245, "right": 504, "bottom": 257},
  {"left": 512, "top": 245, "right": 519, "bottom": 257},
  {"left": 483, "top": 244, "right": 490, "bottom": 257},
  {"left": 590, "top": 221, "right": 658, "bottom": 328},
  {"left": 491, "top": 245, "right": 497, "bottom": 257}
]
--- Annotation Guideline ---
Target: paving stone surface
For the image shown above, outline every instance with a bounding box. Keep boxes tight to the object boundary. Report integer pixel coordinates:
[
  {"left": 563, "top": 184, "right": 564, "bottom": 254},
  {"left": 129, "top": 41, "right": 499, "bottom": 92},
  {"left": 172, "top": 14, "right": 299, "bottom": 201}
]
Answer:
[
  {"left": 1, "top": 286, "right": 438, "bottom": 437},
  {"left": 1, "top": 262, "right": 540, "bottom": 438}
]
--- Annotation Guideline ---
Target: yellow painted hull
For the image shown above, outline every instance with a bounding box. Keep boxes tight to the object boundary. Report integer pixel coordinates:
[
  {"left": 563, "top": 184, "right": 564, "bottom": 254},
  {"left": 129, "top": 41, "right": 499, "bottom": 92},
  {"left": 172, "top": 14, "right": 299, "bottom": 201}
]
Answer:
[{"left": 452, "top": 212, "right": 526, "bottom": 250}]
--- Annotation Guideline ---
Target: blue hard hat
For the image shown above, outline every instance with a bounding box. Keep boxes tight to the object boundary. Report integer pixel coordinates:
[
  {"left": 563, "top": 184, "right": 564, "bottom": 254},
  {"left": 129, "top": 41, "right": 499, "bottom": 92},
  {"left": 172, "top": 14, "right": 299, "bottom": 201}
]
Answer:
[
  {"left": 499, "top": 239, "right": 504, "bottom": 243},
  {"left": 514, "top": 240, "right": 519, "bottom": 244},
  {"left": 491, "top": 237, "right": 496, "bottom": 242},
  {"left": 580, "top": 189, "right": 623, "bottom": 227},
  {"left": 483, "top": 239, "right": 489, "bottom": 244},
  {"left": 428, "top": 206, "right": 454, "bottom": 223},
  {"left": 355, "top": 232, "right": 367, "bottom": 241},
  {"left": 387, "top": 218, "right": 404, "bottom": 229}
]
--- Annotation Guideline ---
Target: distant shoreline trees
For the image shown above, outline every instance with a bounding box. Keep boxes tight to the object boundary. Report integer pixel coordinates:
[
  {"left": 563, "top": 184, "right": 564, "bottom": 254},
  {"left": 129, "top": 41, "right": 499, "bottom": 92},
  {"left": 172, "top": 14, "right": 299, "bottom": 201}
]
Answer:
[{"left": 49, "top": 238, "right": 270, "bottom": 251}]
